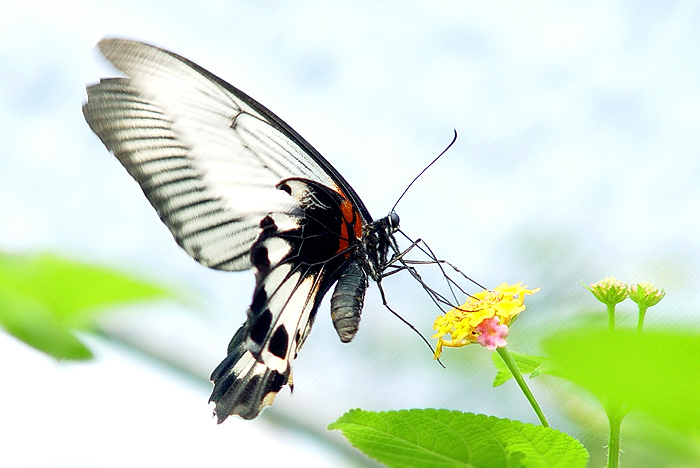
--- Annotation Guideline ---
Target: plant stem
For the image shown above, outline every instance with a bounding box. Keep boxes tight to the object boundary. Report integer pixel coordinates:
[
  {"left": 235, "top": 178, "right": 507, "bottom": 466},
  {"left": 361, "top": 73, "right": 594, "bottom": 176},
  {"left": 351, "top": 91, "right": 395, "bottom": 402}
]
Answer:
[
  {"left": 496, "top": 346, "right": 549, "bottom": 427},
  {"left": 637, "top": 305, "right": 648, "bottom": 334},
  {"left": 607, "top": 303, "right": 616, "bottom": 331},
  {"left": 605, "top": 401, "right": 624, "bottom": 468}
]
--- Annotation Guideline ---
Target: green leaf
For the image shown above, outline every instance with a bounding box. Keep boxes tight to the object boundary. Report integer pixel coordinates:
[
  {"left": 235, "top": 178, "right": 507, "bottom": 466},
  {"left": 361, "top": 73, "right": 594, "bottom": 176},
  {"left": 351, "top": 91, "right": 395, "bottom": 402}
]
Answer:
[
  {"left": 0, "top": 286, "right": 93, "bottom": 359},
  {"left": 491, "top": 352, "right": 547, "bottom": 387},
  {"left": 542, "top": 327, "right": 700, "bottom": 435},
  {"left": 0, "top": 252, "right": 171, "bottom": 325},
  {"left": 329, "top": 409, "right": 588, "bottom": 468},
  {"left": 0, "top": 251, "right": 174, "bottom": 360}
]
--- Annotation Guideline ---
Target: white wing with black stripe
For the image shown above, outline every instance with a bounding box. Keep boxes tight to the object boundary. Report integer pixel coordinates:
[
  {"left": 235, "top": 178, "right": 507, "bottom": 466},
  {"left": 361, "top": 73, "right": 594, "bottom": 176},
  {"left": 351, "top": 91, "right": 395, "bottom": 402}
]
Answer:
[{"left": 83, "top": 38, "right": 342, "bottom": 270}]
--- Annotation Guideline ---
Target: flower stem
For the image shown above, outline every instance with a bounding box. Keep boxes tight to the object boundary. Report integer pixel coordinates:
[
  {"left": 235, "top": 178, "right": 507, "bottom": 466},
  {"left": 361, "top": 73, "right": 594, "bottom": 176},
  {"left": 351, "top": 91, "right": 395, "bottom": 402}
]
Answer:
[
  {"left": 637, "top": 304, "right": 648, "bottom": 334},
  {"left": 605, "top": 401, "right": 624, "bottom": 468},
  {"left": 607, "top": 303, "right": 616, "bottom": 331},
  {"left": 496, "top": 346, "right": 549, "bottom": 427}
]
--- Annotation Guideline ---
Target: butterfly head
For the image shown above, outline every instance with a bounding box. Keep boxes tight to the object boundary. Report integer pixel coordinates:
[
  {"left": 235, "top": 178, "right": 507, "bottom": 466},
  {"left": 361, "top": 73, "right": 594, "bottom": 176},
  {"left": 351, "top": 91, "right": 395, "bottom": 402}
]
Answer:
[{"left": 387, "top": 211, "right": 400, "bottom": 233}]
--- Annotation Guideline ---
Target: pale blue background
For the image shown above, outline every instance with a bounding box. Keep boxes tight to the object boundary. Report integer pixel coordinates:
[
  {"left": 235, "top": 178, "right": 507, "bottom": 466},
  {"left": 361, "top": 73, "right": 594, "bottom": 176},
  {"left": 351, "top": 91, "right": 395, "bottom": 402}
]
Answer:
[{"left": 1, "top": 1, "right": 699, "bottom": 466}]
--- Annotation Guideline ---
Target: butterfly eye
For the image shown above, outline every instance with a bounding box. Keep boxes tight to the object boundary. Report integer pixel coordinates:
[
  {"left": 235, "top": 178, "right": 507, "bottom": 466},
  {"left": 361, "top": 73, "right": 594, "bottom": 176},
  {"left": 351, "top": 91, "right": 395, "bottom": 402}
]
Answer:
[{"left": 388, "top": 212, "right": 400, "bottom": 231}]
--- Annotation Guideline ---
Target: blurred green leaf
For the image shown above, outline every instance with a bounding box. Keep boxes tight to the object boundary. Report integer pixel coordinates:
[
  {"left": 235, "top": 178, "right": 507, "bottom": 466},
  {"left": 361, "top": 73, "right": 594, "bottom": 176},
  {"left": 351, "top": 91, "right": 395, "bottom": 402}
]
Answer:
[
  {"left": 329, "top": 409, "right": 588, "bottom": 468},
  {"left": 0, "top": 251, "right": 174, "bottom": 360},
  {"left": 0, "top": 286, "right": 93, "bottom": 359},
  {"left": 542, "top": 327, "right": 700, "bottom": 435},
  {"left": 491, "top": 351, "right": 546, "bottom": 387}
]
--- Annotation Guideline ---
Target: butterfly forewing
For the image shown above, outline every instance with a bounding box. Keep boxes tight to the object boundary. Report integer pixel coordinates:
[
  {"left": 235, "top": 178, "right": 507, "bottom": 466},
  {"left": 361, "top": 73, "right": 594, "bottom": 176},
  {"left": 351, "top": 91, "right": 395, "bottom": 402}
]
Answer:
[
  {"left": 84, "top": 38, "right": 394, "bottom": 422},
  {"left": 83, "top": 39, "right": 351, "bottom": 271},
  {"left": 84, "top": 77, "right": 270, "bottom": 270},
  {"left": 94, "top": 39, "right": 342, "bottom": 185}
]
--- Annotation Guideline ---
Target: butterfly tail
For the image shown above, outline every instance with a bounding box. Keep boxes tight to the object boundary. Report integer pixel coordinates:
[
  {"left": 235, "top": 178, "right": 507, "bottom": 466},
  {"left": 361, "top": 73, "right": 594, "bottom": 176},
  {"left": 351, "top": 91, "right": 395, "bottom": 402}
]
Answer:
[{"left": 209, "top": 326, "right": 290, "bottom": 422}]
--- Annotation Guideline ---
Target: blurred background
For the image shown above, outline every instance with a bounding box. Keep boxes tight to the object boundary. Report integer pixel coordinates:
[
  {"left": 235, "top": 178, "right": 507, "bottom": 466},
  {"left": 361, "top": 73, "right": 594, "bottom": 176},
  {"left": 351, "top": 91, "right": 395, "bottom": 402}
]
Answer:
[{"left": 2, "top": 1, "right": 700, "bottom": 466}]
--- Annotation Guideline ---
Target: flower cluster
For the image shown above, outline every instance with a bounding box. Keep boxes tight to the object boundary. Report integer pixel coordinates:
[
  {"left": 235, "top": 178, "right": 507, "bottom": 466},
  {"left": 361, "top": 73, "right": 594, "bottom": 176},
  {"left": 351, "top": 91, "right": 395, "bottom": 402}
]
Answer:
[
  {"left": 432, "top": 282, "right": 540, "bottom": 358},
  {"left": 627, "top": 281, "right": 666, "bottom": 308},
  {"left": 585, "top": 276, "right": 628, "bottom": 306},
  {"left": 585, "top": 277, "right": 666, "bottom": 333}
]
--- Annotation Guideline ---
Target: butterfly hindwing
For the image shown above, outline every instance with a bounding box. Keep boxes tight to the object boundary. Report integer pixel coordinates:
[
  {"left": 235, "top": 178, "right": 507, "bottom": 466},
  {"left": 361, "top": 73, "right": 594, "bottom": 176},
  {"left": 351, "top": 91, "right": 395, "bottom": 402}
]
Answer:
[
  {"left": 208, "top": 327, "right": 287, "bottom": 421},
  {"left": 210, "top": 177, "right": 364, "bottom": 419}
]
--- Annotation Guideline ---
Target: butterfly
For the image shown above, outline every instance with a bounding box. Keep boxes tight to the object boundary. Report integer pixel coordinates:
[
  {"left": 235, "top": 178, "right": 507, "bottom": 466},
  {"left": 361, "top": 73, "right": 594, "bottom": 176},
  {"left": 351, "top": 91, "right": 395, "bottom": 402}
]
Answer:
[{"left": 83, "top": 38, "right": 448, "bottom": 422}]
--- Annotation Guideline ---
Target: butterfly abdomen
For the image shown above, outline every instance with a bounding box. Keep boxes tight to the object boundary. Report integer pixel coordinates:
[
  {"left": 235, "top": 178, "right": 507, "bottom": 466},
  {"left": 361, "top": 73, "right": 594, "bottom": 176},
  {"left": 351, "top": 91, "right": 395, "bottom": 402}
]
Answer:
[{"left": 330, "top": 259, "right": 368, "bottom": 343}]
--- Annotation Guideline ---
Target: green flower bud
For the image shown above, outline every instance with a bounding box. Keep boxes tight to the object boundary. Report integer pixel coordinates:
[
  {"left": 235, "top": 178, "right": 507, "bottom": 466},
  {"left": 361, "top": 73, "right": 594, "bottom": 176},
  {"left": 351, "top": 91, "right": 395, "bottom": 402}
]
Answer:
[
  {"left": 628, "top": 282, "right": 665, "bottom": 308},
  {"left": 585, "top": 277, "right": 628, "bottom": 306}
]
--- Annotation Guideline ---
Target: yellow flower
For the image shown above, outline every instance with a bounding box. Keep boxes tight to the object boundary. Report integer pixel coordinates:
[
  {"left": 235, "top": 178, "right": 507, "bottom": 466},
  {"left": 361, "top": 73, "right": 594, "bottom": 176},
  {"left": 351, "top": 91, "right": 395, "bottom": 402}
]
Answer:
[{"left": 432, "top": 282, "right": 540, "bottom": 358}]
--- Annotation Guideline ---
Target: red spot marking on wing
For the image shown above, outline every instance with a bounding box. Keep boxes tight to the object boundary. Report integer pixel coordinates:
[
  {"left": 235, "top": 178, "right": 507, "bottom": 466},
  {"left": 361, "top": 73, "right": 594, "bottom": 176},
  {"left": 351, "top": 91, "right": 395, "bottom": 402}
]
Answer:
[{"left": 335, "top": 190, "right": 363, "bottom": 256}]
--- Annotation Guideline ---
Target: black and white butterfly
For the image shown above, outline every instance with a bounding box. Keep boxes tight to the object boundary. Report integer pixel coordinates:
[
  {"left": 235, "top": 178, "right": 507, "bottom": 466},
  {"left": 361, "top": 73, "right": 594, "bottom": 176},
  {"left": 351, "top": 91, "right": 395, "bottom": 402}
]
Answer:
[{"left": 83, "top": 39, "right": 459, "bottom": 422}]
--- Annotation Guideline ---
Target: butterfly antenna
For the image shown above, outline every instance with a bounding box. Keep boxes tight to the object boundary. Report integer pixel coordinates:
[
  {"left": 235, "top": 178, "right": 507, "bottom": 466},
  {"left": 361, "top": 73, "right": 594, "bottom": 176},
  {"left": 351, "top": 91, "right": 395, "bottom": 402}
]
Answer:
[{"left": 391, "top": 130, "right": 458, "bottom": 213}]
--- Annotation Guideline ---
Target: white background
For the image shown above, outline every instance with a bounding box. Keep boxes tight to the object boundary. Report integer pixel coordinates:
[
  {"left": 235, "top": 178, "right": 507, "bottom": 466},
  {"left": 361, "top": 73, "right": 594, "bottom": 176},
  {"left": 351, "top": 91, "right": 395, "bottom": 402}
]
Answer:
[{"left": 1, "top": 1, "right": 699, "bottom": 466}]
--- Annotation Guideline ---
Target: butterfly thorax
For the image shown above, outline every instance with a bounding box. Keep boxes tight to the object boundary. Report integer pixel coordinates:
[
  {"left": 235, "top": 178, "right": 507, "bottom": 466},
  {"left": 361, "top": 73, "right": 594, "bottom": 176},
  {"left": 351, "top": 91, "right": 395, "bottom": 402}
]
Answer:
[{"left": 361, "top": 211, "right": 399, "bottom": 281}]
